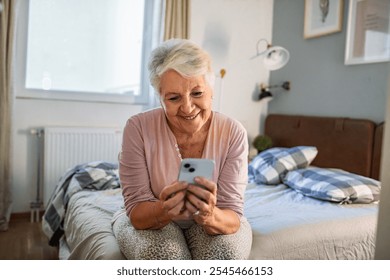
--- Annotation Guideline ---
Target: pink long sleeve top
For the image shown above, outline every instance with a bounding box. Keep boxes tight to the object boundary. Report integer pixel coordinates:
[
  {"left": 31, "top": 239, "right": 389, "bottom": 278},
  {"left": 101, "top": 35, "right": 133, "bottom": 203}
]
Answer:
[{"left": 119, "top": 108, "right": 248, "bottom": 224}]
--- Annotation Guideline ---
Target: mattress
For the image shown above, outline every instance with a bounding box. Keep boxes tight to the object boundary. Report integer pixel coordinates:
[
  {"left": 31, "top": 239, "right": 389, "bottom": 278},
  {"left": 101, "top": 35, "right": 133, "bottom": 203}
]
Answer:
[{"left": 60, "top": 183, "right": 378, "bottom": 260}]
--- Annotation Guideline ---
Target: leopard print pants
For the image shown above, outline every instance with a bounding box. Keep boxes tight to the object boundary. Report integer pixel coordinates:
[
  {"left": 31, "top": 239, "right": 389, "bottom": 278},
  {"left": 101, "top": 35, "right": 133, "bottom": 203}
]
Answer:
[{"left": 112, "top": 210, "right": 252, "bottom": 260}]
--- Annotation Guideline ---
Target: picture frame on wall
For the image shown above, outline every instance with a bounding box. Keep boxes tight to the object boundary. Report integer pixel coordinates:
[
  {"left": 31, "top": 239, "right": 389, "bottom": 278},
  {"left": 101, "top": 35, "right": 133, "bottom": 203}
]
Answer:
[
  {"left": 304, "top": 0, "right": 344, "bottom": 39},
  {"left": 345, "top": 0, "right": 390, "bottom": 65}
]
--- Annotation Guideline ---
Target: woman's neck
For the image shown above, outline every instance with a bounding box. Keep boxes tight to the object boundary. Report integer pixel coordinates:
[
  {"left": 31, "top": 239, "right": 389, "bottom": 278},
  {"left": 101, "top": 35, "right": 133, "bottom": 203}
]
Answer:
[{"left": 173, "top": 114, "right": 212, "bottom": 158}]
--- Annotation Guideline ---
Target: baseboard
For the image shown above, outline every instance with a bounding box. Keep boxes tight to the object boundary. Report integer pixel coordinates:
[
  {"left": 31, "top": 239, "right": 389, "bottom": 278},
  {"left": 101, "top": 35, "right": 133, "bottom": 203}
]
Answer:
[{"left": 11, "top": 211, "right": 45, "bottom": 222}]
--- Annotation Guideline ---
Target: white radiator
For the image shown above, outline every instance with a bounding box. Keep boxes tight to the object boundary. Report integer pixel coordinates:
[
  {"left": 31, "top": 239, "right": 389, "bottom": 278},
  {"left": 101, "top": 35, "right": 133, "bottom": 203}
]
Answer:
[{"left": 42, "top": 127, "right": 122, "bottom": 207}]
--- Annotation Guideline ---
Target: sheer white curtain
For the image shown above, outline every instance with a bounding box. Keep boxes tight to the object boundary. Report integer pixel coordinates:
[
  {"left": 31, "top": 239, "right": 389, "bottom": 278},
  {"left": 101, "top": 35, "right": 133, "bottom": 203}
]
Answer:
[
  {"left": 163, "top": 0, "right": 191, "bottom": 40},
  {"left": 0, "top": 0, "right": 16, "bottom": 231},
  {"left": 143, "top": 0, "right": 166, "bottom": 109}
]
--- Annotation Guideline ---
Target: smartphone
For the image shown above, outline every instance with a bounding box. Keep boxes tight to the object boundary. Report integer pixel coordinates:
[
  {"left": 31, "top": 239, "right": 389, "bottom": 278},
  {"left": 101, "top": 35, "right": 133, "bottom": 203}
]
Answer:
[{"left": 178, "top": 158, "right": 215, "bottom": 185}]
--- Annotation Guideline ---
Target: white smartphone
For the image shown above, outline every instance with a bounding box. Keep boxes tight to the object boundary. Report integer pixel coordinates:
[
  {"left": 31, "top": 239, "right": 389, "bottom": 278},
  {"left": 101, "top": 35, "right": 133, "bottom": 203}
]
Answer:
[{"left": 178, "top": 158, "right": 215, "bottom": 185}]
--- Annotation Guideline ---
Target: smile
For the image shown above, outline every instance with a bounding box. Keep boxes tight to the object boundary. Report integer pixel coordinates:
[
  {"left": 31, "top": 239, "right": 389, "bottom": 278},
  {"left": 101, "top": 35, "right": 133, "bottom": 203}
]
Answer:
[{"left": 181, "top": 112, "right": 200, "bottom": 120}]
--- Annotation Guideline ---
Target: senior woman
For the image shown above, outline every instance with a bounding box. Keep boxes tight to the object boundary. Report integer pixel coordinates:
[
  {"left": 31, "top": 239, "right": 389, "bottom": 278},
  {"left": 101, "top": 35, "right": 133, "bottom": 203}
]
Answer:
[{"left": 113, "top": 39, "right": 252, "bottom": 260}]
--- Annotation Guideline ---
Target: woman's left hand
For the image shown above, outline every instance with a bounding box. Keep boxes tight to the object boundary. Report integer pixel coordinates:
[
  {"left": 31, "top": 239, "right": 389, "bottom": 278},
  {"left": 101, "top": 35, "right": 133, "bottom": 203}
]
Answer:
[{"left": 185, "top": 176, "right": 217, "bottom": 226}]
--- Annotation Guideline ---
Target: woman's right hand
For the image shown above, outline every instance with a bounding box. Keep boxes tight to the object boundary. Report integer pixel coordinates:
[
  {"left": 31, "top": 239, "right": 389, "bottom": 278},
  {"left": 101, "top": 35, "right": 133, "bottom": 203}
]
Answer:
[{"left": 159, "top": 181, "right": 188, "bottom": 219}]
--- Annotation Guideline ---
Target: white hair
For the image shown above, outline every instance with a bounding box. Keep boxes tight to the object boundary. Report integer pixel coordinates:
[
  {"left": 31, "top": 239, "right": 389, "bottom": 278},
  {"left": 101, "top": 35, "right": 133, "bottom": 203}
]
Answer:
[{"left": 148, "top": 39, "right": 215, "bottom": 93}]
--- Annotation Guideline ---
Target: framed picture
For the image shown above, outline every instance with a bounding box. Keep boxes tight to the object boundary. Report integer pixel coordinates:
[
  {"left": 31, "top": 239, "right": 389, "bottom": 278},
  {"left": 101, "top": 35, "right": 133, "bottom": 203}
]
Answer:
[
  {"left": 304, "top": 0, "right": 344, "bottom": 39},
  {"left": 345, "top": 0, "right": 390, "bottom": 65}
]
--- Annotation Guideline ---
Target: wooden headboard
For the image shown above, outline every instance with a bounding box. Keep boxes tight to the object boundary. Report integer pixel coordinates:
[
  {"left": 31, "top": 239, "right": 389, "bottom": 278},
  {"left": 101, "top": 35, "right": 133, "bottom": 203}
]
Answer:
[{"left": 264, "top": 114, "right": 383, "bottom": 179}]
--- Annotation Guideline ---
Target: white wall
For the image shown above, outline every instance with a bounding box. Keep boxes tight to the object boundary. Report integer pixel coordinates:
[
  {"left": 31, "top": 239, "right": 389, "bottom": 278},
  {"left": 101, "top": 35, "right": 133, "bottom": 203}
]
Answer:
[
  {"left": 190, "top": 0, "right": 273, "bottom": 139},
  {"left": 11, "top": 0, "right": 273, "bottom": 213}
]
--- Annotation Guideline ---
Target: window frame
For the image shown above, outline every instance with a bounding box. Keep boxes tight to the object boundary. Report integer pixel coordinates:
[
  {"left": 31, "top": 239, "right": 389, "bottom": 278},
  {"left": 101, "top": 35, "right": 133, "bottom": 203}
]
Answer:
[{"left": 14, "top": 0, "right": 157, "bottom": 105}]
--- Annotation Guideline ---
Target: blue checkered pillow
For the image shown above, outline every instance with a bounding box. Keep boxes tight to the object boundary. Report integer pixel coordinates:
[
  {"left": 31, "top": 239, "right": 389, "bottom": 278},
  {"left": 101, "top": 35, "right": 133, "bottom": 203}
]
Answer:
[
  {"left": 283, "top": 167, "right": 381, "bottom": 204},
  {"left": 248, "top": 146, "right": 318, "bottom": 185}
]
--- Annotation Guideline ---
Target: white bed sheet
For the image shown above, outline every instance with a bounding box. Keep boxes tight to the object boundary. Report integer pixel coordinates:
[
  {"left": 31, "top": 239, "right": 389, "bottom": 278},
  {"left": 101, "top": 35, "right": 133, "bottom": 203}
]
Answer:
[{"left": 244, "top": 183, "right": 378, "bottom": 259}]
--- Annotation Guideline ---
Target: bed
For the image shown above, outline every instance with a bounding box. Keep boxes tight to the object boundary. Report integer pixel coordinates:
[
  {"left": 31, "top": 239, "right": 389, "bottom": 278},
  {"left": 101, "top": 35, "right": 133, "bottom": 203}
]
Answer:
[{"left": 42, "top": 114, "right": 384, "bottom": 260}]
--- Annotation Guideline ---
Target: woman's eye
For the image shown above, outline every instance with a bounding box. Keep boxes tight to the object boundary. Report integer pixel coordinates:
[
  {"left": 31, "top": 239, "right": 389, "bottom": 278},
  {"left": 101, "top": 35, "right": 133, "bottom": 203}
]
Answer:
[
  {"left": 191, "top": 91, "right": 203, "bottom": 97},
  {"left": 166, "top": 95, "right": 180, "bottom": 101}
]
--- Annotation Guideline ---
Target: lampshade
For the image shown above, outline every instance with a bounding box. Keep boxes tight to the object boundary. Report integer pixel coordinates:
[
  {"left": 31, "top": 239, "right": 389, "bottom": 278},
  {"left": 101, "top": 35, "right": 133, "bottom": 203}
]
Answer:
[
  {"left": 252, "top": 39, "right": 290, "bottom": 71},
  {"left": 263, "top": 46, "right": 290, "bottom": 71},
  {"left": 258, "top": 89, "right": 273, "bottom": 101},
  {"left": 258, "top": 81, "right": 290, "bottom": 102}
]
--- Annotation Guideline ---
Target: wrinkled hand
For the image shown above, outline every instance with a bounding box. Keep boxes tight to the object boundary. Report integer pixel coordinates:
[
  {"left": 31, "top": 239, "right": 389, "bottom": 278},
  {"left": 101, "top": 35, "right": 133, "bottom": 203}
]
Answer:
[
  {"left": 185, "top": 176, "right": 217, "bottom": 226},
  {"left": 159, "top": 181, "right": 192, "bottom": 220}
]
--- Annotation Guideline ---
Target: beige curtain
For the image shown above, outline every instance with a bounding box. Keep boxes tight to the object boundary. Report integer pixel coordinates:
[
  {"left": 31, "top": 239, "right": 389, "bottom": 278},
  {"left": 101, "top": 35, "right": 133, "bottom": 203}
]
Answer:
[
  {"left": 0, "top": 0, "right": 15, "bottom": 231},
  {"left": 164, "top": 0, "right": 191, "bottom": 40}
]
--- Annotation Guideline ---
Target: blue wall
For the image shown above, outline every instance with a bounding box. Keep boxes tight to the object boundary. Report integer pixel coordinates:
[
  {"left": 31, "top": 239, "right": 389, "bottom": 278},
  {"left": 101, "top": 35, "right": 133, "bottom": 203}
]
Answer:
[{"left": 269, "top": 0, "right": 388, "bottom": 123}]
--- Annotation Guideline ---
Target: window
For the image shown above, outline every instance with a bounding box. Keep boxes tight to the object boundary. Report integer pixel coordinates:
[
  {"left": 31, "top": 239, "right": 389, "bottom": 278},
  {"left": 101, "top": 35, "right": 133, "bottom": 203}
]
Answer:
[{"left": 17, "top": 0, "right": 162, "bottom": 104}]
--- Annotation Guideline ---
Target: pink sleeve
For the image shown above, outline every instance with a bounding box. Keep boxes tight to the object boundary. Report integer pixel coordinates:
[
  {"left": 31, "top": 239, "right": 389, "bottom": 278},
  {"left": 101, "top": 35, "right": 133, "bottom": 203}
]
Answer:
[
  {"left": 119, "top": 117, "right": 158, "bottom": 217},
  {"left": 216, "top": 123, "right": 248, "bottom": 216}
]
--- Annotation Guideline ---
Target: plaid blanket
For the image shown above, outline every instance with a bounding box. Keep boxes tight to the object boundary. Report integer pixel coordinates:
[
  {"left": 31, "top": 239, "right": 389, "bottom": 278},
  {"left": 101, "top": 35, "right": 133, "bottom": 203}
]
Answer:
[{"left": 42, "top": 161, "right": 120, "bottom": 246}]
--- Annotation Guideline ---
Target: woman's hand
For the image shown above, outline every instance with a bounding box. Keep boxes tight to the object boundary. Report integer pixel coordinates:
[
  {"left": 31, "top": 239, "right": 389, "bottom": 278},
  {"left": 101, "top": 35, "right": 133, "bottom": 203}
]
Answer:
[
  {"left": 185, "top": 176, "right": 217, "bottom": 226},
  {"left": 159, "top": 181, "right": 189, "bottom": 220},
  {"left": 185, "top": 177, "right": 240, "bottom": 235},
  {"left": 158, "top": 177, "right": 240, "bottom": 235}
]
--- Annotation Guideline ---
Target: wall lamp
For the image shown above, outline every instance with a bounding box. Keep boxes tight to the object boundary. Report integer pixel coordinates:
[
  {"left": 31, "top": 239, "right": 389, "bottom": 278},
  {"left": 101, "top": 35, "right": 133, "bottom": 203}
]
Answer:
[
  {"left": 258, "top": 81, "right": 291, "bottom": 101},
  {"left": 252, "top": 39, "right": 290, "bottom": 71}
]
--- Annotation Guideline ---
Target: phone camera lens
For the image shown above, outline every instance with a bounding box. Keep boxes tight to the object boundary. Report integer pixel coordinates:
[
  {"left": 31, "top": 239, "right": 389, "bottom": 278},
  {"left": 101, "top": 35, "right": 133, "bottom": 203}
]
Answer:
[
  {"left": 184, "top": 163, "right": 191, "bottom": 168},
  {"left": 189, "top": 168, "right": 195, "bottom": 173}
]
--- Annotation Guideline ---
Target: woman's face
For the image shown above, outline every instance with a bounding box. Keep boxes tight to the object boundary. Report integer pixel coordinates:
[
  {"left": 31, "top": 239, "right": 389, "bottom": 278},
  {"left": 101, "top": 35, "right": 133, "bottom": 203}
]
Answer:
[{"left": 159, "top": 69, "right": 213, "bottom": 136}]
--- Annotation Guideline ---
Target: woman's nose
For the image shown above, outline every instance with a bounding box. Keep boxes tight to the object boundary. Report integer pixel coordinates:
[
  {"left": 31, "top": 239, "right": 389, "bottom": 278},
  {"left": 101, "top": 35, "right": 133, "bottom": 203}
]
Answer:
[{"left": 180, "top": 96, "right": 195, "bottom": 113}]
